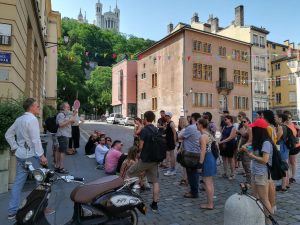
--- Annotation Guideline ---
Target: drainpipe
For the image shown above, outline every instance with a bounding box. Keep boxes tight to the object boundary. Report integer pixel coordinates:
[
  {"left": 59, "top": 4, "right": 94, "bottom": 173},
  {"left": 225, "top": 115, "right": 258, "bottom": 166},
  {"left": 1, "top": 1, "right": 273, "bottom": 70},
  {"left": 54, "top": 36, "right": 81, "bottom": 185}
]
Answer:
[
  {"left": 183, "top": 29, "right": 186, "bottom": 117},
  {"left": 250, "top": 44, "right": 254, "bottom": 121}
]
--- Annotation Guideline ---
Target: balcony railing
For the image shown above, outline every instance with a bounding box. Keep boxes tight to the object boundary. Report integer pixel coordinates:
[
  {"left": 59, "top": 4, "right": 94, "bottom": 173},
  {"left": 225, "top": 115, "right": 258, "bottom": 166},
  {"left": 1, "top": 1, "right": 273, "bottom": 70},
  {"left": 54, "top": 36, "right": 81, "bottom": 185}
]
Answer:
[{"left": 216, "top": 81, "right": 234, "bottom": 91}]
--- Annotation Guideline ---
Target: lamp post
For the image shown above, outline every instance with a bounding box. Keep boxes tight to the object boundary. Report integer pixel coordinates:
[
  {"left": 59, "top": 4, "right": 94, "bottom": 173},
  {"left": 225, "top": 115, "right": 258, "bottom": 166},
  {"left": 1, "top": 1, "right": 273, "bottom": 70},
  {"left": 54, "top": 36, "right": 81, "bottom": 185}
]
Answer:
[
  {"left": 183, "top": 88, "right": 193, "bottom": 117},
  {"left": 45, "top": 35, "right": 69, "bottom": 48}
]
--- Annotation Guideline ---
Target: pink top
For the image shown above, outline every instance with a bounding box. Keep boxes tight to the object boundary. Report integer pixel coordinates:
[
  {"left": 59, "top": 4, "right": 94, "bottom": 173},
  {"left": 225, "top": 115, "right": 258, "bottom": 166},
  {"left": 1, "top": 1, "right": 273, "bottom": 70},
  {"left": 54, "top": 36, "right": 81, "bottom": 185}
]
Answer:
[{"left": 105, "top": 148, "right": 122, "bottom": 174}]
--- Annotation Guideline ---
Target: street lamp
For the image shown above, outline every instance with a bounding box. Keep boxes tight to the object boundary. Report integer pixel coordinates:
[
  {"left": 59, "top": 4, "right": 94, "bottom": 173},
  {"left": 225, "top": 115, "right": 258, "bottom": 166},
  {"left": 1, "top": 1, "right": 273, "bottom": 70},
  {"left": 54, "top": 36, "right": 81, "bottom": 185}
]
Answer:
[
  {"left": 45, "top": 35, "right": 69, "bottom": 48},
  {"left": 183, "top": 88, "right": 193, "bottom": 116}
]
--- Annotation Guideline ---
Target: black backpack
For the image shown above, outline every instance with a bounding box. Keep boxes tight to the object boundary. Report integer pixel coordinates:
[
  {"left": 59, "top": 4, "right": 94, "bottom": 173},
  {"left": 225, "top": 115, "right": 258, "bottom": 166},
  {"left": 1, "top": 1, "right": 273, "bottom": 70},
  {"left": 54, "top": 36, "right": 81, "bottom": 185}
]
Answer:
[
  {"left": 283, "top": 125, "right": 297, "bottom": 150},
  {"left": 145, "top": 126, "right": 167, "bottom": 162},
  {"left": 265, "top": 142, "right": 288, "bottom": 180},
  {"left": 45, "top": 115, "right": 59, "bottom": 133}
]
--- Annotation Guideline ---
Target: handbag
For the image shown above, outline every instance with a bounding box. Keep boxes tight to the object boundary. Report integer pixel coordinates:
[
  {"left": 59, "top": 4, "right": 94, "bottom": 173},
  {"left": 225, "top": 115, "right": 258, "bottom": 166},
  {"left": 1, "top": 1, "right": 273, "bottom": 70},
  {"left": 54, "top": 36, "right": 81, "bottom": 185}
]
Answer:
[
  {"left": 176, "top": 144, "right": 200, "bottom": 169},
  {"left": 219, "top": 142, "right": 227, "bottom": 152}
]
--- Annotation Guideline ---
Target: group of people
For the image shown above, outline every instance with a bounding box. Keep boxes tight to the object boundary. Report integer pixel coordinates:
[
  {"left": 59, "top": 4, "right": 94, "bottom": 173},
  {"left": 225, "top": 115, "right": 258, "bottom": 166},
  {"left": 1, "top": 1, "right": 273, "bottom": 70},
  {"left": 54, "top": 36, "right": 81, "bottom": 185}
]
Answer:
[{"left": 5, "top": 97, "right": 300, "bottom": 224}]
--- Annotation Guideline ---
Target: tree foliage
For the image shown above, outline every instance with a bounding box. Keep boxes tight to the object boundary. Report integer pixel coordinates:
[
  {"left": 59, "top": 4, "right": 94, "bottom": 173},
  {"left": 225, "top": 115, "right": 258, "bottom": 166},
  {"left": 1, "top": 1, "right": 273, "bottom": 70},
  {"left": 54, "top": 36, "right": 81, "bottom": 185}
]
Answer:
[{"left": 58, "top": 18, "right": 155, "bottom": 114}]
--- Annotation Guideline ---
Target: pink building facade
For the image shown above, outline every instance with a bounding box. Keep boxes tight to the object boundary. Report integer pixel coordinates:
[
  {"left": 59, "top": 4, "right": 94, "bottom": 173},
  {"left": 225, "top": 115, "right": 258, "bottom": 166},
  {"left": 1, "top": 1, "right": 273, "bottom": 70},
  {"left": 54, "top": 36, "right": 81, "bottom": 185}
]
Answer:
[
  {"left": 112, "top": 59, "right": 137, "bottom": 117},
  {"left": 137, "top": 26, "right": 252, "bottom": 127}
]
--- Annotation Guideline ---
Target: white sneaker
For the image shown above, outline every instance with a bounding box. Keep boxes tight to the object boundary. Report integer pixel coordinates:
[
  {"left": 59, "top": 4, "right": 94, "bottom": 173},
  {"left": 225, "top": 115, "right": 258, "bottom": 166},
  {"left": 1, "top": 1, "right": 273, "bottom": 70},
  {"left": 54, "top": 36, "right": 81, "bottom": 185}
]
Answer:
[{"left": 164, "top": 170, "right": 176, "bottom": 176}]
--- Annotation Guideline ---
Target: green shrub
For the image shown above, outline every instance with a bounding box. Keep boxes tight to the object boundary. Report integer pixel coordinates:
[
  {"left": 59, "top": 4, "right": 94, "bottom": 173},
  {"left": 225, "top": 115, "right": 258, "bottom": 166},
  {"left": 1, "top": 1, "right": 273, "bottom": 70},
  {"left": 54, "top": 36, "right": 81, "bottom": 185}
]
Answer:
[
  {"left": 43, "top": 105, "right": 56, "bottom": 121},
  {"left": 0, "top": 99, "right": 24, "bottom": 149}
]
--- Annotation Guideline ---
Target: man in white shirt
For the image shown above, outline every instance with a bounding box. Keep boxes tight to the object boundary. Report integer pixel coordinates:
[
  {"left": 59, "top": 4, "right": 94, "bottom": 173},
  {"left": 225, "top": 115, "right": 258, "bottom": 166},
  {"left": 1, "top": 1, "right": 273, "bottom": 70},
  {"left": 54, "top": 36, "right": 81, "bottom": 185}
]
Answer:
[
  {"left": 95, "top": 136, "right": 109, "bottom": 166},
  {"left": 5, "top": 98, "right": 48, "bottom": 219}
]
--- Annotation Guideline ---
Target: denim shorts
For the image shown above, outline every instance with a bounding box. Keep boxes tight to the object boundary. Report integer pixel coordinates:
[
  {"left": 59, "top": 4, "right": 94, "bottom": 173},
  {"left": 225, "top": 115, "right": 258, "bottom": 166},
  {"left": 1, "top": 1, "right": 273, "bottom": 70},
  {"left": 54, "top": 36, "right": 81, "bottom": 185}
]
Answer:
[{"left": 57, "top": 136, "right": 69, "bottom": 153}]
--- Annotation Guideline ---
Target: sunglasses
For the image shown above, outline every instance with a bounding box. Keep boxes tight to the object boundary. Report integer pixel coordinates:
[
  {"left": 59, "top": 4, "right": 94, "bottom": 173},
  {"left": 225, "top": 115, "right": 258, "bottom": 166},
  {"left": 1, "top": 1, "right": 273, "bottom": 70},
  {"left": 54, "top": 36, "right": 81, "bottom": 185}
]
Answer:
[
  {"left": 242, "top": 121, "right": 248, "bottom": 123},
  {"left": 107, "top": 140, "right": 112, "bottom": 142}
]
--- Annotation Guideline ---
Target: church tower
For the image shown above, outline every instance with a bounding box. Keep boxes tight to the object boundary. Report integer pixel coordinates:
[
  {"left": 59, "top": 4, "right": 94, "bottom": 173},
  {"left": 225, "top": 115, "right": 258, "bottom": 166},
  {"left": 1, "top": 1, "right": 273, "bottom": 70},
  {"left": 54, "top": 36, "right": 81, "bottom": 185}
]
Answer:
[
  {"left": 114, "top": 0, "right": 120, "bottom": 31},
  {"left": 96, "top": 0, "right": 103, "bottom": 28},
  {"left": 78, "top": 8, "right": 83, "bottom": 23}
]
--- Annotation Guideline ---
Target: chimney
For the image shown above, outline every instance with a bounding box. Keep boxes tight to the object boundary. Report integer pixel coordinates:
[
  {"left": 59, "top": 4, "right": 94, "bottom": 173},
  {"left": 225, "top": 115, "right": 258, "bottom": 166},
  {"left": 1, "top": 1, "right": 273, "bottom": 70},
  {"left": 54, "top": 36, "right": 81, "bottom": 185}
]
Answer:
[
  {"left": 234, "top": 5, "right": 244, "bottom": 26},
  {"left": 191, "top": 12, "right": 199, "bottom": 23},
  {"left": 211, "top": 17, "right": 219, "bottom": 33},
  {"left": 207, "top": 14, "right": 213, "bottom": 24},
  {"left": 283, "top": 40, "right": 289, "bottom": 46},
  {"left": 167, "top": 22, "right": 173, "bottom": 34},
  {"left": 289, "top": 42, "right": 294, "bottom": 49},
  {"left": 298, "top": 43, "right": 300, "bottom": 50}
]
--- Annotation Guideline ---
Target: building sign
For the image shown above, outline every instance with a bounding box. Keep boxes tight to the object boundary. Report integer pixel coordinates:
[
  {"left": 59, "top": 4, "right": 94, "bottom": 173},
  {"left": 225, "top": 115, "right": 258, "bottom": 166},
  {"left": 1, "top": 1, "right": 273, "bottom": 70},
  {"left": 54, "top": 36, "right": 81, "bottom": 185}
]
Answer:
[
  {"left": 0, "top": 69, "right": 9, "bottom": 81},
  {"left": 0, "top": 23, "right": 12, "bottom": 45},
  {"left": 0, "top": 52, "right": 11, "bottom": 64}
]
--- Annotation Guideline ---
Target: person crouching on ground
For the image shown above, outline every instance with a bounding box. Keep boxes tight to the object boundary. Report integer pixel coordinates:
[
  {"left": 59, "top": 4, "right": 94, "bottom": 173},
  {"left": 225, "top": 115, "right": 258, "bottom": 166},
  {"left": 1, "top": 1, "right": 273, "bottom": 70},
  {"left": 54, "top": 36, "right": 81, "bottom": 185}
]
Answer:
[
  {"left": 105, "top": 140, "right": 123, "bottom": 174},
  {"left": 95, "top": 136, "right": 109, "bottom": 167}
]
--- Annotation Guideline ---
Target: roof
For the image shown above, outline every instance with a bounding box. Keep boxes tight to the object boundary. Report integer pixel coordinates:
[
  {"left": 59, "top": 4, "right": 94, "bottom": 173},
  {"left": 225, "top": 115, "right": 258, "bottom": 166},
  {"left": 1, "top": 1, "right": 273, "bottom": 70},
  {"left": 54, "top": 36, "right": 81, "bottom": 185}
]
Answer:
[
  {"left": 267, "top": 40, "right": 289, "bottom": 48},
  {"left": 271, "top": 55, "right": 297, "bottom": 64},
  {"left": 138, "top": 25, "right": 251, "bottom": 57},
  {"left": 250, "top": 25, "right": 269, "bottom": 34}
]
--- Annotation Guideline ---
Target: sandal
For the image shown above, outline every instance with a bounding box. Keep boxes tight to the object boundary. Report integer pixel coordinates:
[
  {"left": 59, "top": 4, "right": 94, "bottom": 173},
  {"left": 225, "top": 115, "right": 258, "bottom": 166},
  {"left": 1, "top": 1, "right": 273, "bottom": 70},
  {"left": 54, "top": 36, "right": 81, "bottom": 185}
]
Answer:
[
  {"left": 179, "top": 179, "right": 187, "bottom": 186},
  {"left": 200, "top": 204, "right": 214, "bottom": 210},
  {"left": 183, "top": 192, "right": 198, "bottom": 198},
  {"left": 66, "top": 149, "right": 75, "bottom": 155},
  {"left": 57, "top": 168, "right": 69, "bottom": 174}
]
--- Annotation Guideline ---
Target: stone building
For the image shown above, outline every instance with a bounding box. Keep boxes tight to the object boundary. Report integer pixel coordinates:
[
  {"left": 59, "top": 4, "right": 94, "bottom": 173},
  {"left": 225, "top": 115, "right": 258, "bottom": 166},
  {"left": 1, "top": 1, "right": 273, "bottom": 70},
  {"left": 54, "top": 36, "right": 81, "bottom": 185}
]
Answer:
[{"left": 0, "top": 0, "right": 61, "bottom": 109}]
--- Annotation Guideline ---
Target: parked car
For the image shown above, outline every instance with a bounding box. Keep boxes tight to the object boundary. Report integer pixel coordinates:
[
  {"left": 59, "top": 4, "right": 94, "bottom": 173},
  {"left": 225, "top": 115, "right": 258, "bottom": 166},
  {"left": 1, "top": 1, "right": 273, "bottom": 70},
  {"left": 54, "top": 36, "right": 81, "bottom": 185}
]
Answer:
[
  {"left": 106, "top": 113, "right": 123, "bottom": 124},
  {"left": 119, "top": 117, "right": 135, "bottom": 126}
]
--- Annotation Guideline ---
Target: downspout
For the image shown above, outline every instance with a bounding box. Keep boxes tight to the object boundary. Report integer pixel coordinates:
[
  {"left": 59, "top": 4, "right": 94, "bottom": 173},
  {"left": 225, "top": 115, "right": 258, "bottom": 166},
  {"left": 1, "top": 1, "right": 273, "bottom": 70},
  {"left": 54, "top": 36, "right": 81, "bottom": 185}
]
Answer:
[
  {"left": 250, "top": 44, "right": 253, "bottom": 121},
  {"left": 183, "top": 29, "right": 186, "bottom": 117}
]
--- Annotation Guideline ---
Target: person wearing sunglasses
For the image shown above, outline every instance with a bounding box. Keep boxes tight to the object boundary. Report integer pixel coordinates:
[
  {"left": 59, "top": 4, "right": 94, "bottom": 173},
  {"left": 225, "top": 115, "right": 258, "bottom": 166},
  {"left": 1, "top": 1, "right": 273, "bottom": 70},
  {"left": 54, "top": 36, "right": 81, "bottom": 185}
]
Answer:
[
  {"left": 237, "top": 117, "right": 252, "bottom": 185},
  {"left": 105, "top": 137, "right": 112, "bottom": 149}
]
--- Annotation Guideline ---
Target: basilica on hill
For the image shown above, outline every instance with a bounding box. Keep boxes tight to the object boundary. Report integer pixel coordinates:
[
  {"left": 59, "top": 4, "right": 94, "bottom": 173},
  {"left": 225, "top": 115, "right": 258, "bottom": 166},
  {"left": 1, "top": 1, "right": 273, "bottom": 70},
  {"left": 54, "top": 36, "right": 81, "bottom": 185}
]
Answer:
[{"left": 77, "top": 0, "right": 120, "bottom": 32}]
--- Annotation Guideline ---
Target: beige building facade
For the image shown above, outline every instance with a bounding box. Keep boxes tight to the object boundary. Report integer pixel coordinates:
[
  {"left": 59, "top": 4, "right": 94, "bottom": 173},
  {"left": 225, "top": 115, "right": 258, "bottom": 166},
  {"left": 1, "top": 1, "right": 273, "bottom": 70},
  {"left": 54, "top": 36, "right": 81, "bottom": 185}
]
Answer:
[
  {"left": 137, "top": 26, "right": 252, "bottom": 127},
  {"left": 267, "top": 41, "right": 300, "bottom": 119},
  {"left": 0, "top": 0, "right": 60, "bottom": 111}
]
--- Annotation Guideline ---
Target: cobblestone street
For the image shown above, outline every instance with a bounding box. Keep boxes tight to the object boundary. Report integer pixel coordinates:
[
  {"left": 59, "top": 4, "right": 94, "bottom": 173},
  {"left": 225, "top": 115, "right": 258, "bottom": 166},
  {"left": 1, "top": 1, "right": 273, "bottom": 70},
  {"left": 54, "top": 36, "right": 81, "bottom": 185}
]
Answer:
[{"left": 1, "top": 122, "right": 300, "bottom": 225}]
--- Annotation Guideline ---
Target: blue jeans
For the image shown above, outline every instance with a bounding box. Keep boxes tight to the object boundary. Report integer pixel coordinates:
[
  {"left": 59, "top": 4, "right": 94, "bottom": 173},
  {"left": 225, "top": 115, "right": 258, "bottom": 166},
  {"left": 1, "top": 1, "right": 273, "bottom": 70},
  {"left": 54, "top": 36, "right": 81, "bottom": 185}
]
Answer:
[
  {"left": 186, "top": 168, "right": 199, "bottom": 196},
  {"left": 8, "top": 156, "right": 40, "bottom": 215}
]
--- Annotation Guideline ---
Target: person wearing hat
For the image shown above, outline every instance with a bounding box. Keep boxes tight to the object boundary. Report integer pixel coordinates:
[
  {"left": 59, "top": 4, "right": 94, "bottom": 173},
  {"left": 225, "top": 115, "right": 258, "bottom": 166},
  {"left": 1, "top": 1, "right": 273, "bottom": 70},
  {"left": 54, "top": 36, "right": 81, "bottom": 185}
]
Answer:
[
  {"left": 243, "top": 118, "right": 274, "bottom": 225},
  {"left": 164, "top": 112, "right": 177, "bottom": 176}
]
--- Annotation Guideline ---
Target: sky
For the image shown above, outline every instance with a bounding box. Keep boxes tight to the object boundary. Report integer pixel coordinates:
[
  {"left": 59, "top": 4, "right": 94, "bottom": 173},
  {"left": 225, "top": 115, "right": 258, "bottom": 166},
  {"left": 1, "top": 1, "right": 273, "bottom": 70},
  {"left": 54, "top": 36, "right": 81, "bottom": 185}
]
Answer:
[{"left": 52, "top": 0, "right": 300, "bottom": 45}]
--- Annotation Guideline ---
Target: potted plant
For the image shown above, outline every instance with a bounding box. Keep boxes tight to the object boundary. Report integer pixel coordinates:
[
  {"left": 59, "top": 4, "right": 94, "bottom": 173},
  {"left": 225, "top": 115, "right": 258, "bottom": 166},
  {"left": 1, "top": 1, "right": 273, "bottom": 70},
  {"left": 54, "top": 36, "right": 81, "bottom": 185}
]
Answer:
[{"left": 0, "top": 98, "right": 24, "bottom": 193}]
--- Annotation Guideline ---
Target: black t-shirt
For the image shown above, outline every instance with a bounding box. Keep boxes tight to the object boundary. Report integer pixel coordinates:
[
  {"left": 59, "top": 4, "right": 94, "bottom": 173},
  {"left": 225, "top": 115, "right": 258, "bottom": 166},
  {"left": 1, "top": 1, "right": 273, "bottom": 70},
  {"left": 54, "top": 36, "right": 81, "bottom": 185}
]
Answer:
[
  {"left": 157, "top": 117, "right": 166, "bottom": 134},
  {"left": 140, "top": 124, "right": 157, "bottom": 162}
]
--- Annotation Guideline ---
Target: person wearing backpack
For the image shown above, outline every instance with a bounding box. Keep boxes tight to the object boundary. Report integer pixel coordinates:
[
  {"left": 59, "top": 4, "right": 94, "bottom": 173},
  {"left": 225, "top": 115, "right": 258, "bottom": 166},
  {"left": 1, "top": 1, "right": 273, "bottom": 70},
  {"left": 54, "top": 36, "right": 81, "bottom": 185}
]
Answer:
[
  {"left": 284, "top": 111, "right": 300, "bottom": 184},
  {"left": 127, "top": 111, "right": 161, "bottom": 212},
  {"left": 245, "top": 118, "right": 274, "bottom": 225}
]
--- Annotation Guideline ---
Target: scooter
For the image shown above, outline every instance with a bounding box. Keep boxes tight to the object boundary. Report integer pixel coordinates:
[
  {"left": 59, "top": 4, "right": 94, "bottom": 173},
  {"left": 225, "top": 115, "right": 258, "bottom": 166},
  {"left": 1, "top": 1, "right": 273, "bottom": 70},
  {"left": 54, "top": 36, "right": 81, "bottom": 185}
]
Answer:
[{"left": 15, "top": 162, "right": 146, "bottom": 225}]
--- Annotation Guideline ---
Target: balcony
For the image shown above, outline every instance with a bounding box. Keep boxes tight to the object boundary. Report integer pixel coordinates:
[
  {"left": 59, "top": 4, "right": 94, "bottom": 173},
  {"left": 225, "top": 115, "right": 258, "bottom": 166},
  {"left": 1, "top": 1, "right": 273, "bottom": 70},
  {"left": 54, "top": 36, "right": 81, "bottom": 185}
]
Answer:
[{"left": 216, "top": 81, "right": 234, "bottom": 94}]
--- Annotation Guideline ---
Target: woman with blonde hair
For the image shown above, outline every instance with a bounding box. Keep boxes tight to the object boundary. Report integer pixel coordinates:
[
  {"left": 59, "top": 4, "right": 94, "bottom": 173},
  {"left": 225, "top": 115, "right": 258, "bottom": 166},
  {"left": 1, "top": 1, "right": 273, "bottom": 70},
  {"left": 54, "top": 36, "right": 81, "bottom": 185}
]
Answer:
[{"left": 177, "top": 117, "right": 189, "bottom": 185}]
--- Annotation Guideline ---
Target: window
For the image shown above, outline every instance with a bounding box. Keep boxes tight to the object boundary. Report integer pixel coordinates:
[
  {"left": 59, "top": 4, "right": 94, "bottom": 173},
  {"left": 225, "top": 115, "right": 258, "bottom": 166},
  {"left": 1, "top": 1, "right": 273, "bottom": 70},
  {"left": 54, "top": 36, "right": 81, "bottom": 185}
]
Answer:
[
  {"left": 241, "top": 51, "right": 248, "bottom": 62},
  {"left": 259, "top": 36, "right": 265, "bottom": 48},
  {"left": 141, "top": 73, "right": 146, "bottom": 79},
  {"left": 153, "top": 57, "right": 157, "bottom": 64},
  {"left": 254, "top": 56, "right": 259, "bottom": 70},
  {"left": 289, "top": 92, "right": 296, "bottom": 102},
  {"left": 234, "top": 96, "right": 249, "bottom": 110},
  {"left": 260, "top": 57, "right": 266, "bottom": 71},
  {"left": 203, "top": 43, "right": 207, "bottom": 52},
  {"left": 275, "top": 93, "right": 281, "bottom": 104},
  {"left": 152, "top": 73, "right": 158, "bottom": 88},
  {"left": 207, "top": 44, "right": 211, "bottom": 53},
  {"left": 282, "top": 47, "right": 286, "bottom": 52},
  {"left": 192, "top": 63, "right": 212, "bottom": 81},
  {"left": 141, "top": 92, "right": 146, "bottom": 100},
  {"left": 197, "top": 41, "right": 202, "bottom": 51},
  {"left": 275, "top": 76, "right": 281, "bottom": 87},
  {"left": 193, "top": 40, "right": 197, "bottom": 51},
  {"left": 234, "top": 70, "right": 248, "bottom": 86},
  {"left": 288, "top": 73, "right": 296, "bottom": 85},
  {"left": 143, "top": 63, "right": 146, "bottom": 68},
  {"left": 152, "top": 97, "right": 157, "bottom": 111},
  {"left": 192, "top": 93, "right": 213, "bottom": 107},
  {"left": 219, "top": 46, "right": 226, "bottom": 56},
  {"left": 118, "top": 70, "right": 123, "bottom": 101},
  {"left": 253, "top": 34, "right": 258, "bottom": 46},
  {"left": 275, "top": 63, "right": 280, "bottom": 70}
]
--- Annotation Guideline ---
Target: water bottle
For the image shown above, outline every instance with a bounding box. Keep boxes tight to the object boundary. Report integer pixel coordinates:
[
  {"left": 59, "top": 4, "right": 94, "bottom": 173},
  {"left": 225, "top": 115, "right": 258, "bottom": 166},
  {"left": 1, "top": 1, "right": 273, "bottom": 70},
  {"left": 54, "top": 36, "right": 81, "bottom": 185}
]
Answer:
[{"left": 246, "top": 145, "right": 253, "bottom": 152}]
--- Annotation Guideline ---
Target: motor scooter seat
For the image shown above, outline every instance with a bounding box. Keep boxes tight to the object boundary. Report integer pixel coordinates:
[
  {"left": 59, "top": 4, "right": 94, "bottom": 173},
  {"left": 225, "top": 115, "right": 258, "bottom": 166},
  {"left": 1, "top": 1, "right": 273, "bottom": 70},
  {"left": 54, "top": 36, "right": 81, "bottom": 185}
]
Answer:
[{"left": 70, "top": 175, "right": 124, "bottom": 203}]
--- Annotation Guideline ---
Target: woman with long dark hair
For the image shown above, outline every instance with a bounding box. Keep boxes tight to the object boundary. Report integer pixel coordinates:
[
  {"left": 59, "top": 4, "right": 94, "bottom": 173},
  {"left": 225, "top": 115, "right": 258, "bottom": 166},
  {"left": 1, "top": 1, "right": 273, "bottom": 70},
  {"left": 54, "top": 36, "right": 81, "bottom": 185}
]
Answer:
[
  {"left": 262, "top": 110, "right": 277, "bottom": 212},
  {"left": 246, "top": 118, "right": 274, "bottom": 224},
  {"left": 219, "top": 115, "right": 237, "bottom": 180}
]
